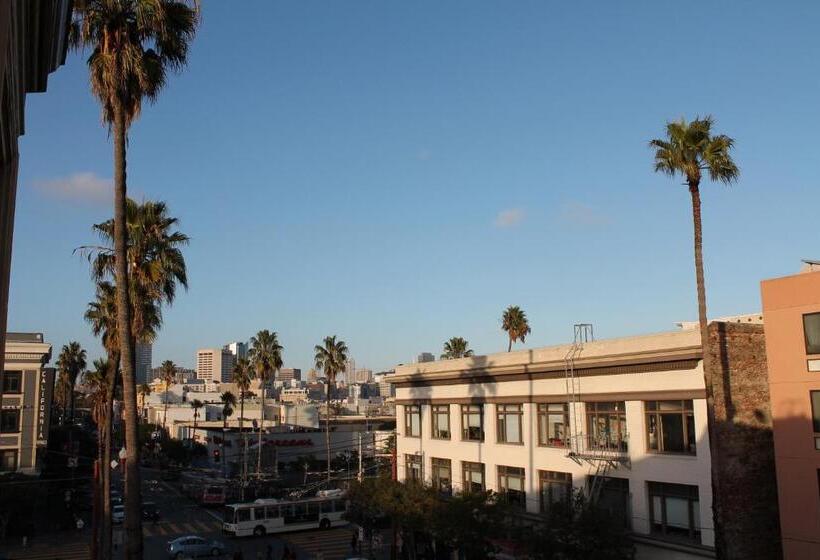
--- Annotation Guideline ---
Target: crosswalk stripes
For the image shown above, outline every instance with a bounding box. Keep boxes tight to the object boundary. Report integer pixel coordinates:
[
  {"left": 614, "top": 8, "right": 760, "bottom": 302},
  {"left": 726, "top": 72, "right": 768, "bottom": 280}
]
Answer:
[
  {"left": 283, "top": 528, "right": 355, "bottom": 560},
  {"left": 143, "top": 518, "right": 221, "bottom": 537},
  {"left": 5, "top": 541, "right": 89, "bottom": 560}
]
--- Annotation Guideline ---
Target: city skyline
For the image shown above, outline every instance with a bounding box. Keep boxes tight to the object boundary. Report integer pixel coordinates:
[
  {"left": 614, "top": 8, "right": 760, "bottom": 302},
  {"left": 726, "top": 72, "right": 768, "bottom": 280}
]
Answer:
[{"left": 8, "top": 1, "right": 820, "bottom": 372}]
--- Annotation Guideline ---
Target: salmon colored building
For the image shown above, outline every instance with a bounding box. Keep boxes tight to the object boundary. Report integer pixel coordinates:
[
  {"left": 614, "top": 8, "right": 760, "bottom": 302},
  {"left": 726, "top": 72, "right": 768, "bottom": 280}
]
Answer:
[{"left": 761, "top": 261, "right": 820, "bottom": 559}]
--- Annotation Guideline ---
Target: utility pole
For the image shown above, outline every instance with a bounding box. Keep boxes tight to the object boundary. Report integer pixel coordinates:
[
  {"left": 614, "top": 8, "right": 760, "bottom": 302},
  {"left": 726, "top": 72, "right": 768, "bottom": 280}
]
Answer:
[{"left": 357, "top": 432, "right": 363, "bottom": 482}]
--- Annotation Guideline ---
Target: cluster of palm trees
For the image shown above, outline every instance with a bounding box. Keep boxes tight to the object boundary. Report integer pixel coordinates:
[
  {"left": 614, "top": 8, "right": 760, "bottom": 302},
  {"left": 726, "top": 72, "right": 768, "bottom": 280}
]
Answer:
[
  {"left": 80, "top": 196, "right": 189, "bottom": 560},
  {"left": 67, "top": 2, "right": 199, "bottom": 559}
]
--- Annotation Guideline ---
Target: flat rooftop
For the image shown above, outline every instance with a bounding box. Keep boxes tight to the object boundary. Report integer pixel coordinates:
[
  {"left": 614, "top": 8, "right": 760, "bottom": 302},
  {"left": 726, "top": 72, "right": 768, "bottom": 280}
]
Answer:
[
  {"left": 390, "top": 328, "right": 703, "bottom": 383},
  {"left": 6, "top": 332, "right": 44, "bottom": 342}
]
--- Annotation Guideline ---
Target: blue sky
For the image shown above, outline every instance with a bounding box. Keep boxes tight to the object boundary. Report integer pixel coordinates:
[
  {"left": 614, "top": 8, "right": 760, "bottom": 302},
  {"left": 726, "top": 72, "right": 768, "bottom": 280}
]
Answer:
[{"left": 9, "top": 0, "right": 820, "bottom": 372}]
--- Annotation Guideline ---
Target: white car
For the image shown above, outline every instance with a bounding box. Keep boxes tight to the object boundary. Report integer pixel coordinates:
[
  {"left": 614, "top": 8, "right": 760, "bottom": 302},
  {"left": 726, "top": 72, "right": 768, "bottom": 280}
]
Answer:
[{"left": 112, "top": 504, "right": 125, "bottom": 524}]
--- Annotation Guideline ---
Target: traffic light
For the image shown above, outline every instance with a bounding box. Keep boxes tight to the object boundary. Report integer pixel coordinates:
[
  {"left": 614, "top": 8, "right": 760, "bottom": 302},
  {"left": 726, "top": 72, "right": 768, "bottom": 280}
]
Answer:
[{"left": 213, "top": 449, "right": 221, "bottom": 463}]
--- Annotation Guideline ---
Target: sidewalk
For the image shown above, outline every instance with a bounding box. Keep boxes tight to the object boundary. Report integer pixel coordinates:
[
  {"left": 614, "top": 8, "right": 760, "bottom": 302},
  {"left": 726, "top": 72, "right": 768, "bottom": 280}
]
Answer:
[{"left": 0, "top": 529, "right": 90, "bottom": 560}]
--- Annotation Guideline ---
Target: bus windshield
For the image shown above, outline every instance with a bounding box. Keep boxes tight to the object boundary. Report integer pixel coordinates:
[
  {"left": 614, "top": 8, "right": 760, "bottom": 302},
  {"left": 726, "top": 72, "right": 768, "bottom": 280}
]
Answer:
[{"left": 223, "top": 506, "right": 236, "bottom": 524}]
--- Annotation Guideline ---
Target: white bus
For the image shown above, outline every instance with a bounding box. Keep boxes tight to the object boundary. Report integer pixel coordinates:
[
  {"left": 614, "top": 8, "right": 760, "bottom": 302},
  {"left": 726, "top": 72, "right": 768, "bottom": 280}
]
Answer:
[{"left": 222, "top": 492, "right": 348, "bottom": 537}]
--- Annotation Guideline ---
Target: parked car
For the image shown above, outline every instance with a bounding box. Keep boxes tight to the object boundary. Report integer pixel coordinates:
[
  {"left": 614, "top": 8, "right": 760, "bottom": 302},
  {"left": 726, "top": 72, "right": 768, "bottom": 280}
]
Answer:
[
  {"left": 112, "top": 505, "right": 125, "bottom": 524},
  {"left": 167, "top": 536, "right": 226, "bottom": 559}
]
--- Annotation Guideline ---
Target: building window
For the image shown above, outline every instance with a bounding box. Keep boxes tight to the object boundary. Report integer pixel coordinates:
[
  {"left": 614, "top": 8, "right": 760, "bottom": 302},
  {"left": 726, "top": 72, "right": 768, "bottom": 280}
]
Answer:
[
  {"left": 496, "top": 404, "right": 523, "bottom": 444},
  {"left": 804, "top": 313, "right": 820, "bottom": 355},
  {"left": 0, "top": 450, "right": 17, "bottom": 472},
  {"left": 431, "top": 405, "right": 450, "bottom": 439},
  {"left": 812, "top": 391, "right": 820, "bottom": 450},
  {"left": 648, "top": 482, "right": 700, "bottom": 542},
  {"left": 586, "top": 401, "right": 628, "bottom": 451},
  {"left": 538, "top": 403, "right": 568, "bottom": 447},
  {"left": 431, "top": 458, "right": 452, "bottom": 495},
  {"left": 404, "top": 405, "right": 421, "bottom": 438},
  {"left": 646, "top": 400, "right": 696, "bottom": 455},
  {"left": 461, "top": 404, "right": 484, "bottom": 441},
  {"left": 498, "top": 466, "right": 526, "bottom": 509},
  {"left": 0, "top": 410, "right": 20, "bottom": 433},
  {"left": 405, "top": 454, "right": 422, "bottom": 481},
  {"left": 462, "top": 461, "right": 485, "bottom": 493},
  {"left": 1, "top": 371, "right": 22, "bottom": 394},
  {"left": 539, "top": 470, "right": 572, "bottom": 513}
]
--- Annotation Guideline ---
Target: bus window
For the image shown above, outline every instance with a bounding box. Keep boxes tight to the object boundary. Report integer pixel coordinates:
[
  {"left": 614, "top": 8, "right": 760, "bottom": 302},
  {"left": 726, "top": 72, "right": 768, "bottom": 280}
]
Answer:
[
  {"left": 237, "top": 508, "right": 251, "bottom": 523},
  {"left": 266, "top": 505, "right": 279, "bottom": 519},
  {"left": 333, "top": 499, "right": 345, "bottom": 512},
  {"left": 294, "top": 503, "right": 306, "bottom": 520},
  {"left": 306, "top": 502, "right": 319, "bottom": 521},
  {"left": 223, "top": 507, "right": 235, "bottom": 523},
  {"left": 253, "top": 507, "right": 265, "bottom": 521},
  {"left": 282, "top": 505, "right": 295, "bottom": 524}
]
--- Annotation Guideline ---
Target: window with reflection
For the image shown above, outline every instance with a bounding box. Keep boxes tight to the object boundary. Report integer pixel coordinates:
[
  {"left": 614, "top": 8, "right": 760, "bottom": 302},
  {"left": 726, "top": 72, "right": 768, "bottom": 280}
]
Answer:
[
  {"left": 646, "top": 400, "right": 696, "bottom": 454},
  {"left": 538, "top": 403, "right": 568, "bottom": 447}
]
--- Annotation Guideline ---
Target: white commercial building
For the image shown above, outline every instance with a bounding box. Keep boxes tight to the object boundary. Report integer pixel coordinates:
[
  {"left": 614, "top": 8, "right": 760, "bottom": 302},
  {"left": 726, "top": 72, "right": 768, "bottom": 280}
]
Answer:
[{"left": 390, "top": 328, "right": 715, "bottom": 555}]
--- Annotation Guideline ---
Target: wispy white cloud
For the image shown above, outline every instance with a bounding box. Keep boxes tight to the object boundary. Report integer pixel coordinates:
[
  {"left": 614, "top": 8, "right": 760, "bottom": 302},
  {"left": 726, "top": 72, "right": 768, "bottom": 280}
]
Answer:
[
  {"left": 33, "top": 172, "right": 112, "bottom": 204},
  {"left": 494, "top": 208, "right": 525, "bottom": 228},
  {"left": 559, "top": 201, "right": 611, "bottom": 227}
]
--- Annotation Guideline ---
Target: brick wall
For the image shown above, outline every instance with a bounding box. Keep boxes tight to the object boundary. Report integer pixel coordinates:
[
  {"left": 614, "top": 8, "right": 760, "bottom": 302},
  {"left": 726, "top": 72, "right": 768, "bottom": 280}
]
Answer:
[{"left": 706, "top": 321, "right": 782, "bottom": 560}]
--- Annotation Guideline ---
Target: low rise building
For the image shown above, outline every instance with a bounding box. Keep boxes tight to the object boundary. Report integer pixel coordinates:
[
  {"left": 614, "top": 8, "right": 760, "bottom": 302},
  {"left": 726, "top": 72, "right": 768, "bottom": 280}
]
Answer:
[
  {"left": 391, "top": 321, "right": 781, "bottom": 559},
  {"left": 393, "top": 329, "right": 715, "bottom": 554},
  {"left": 1, "top": 333, "right": 54, "bottom": 474}
]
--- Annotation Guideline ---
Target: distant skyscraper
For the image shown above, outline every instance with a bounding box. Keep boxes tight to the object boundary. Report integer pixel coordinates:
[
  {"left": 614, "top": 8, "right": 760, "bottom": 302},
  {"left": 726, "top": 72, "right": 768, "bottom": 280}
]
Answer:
[
  {"left": 135, "top": 342, "right": 153, "bottom": 384},
  {"left": 224, "top": 341, "right": 248, "bottom": 360},
  {"left": 417, "top": 352, "right": 435, "bottom": 363},
  {"left": 197, "top": 348, "right": 235, "bottom": 383},
  {"left": 306, "top": 368, "right": 319, "bottom": 382},
  {"left": 344, "top": 358, "right": 356, "bottom": 384},
  {"left": 278, "top": 368, "right": 302, "bottom": 383},
  {"left": 354, "top": 368, "right": 373, "bottom": 383}
]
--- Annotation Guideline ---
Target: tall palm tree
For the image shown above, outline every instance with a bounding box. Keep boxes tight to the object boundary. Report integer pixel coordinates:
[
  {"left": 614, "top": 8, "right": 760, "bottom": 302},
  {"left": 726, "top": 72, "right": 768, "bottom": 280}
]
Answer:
[
  {"left": 248, "top": 330, "right": 283, "bottom": 477},
  {"left": 85, "top": 358, "right": 110, "bottom": 560},
  {"left": 85, "top": 281, "right": 158, "bottom": 560},
  {"left": 441, "top": 337, "right": 474, "bottom": 360},
  {"left": 231, "top": 358, "right": 252, "bottom": 495},
  {"left": 314, "top": 336, "right": 349, "bottom": 484},
  {"left": 70, "top": 3, "right": 198, "bottom": 556},
  {"left": 137, "top": 383, "right": 151, "bottom": 422},
  {"left": 220, "top": 391, "right": 236, "bottom": 478},
  {"left": 159, "top": 360, "right": 177, "bottom": 434},
  {"left": 501, "top": 305, "right": 531, "bottom": 352},
  {"left": 650, "top": 115, "right": 739, "bottom": 553},
  {"left": 56, "top": 342, "right": 88, "bottom": 424},
  {"left": 55, "top": 372, "right": 74, "bottom": 425},
  {"left": 190, "top": 399, "right": 203, "bottom": 443}
]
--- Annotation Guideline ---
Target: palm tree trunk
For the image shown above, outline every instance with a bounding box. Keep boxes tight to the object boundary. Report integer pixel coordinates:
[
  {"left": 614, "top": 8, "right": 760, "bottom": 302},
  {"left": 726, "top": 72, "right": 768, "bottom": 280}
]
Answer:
[
  {"left": 507, "top": 338, "right": 512, "bottom": 352},
  {"left": 101, "top": 354, "right": 116, "bottom": 560},
  {"left": 257, "top": 380, "right": 265, "bottom": 477},
  {"left": 222, "top": 416, "right": 227, "bottom": 478},
  {"left": 240, "top": 394, "right": 247, "bottom": 500},
  {"left": 326, "top": 381, "right": 331, "bottom": 485},
  {"left": 163, "top": 382, "right": 169, "bottom": 434},
  {"left": 112, "top": 108, "right": 142, "bottom": 560},
  {"left": 690, "top": 183, "right": 723, "bottom": 557}
]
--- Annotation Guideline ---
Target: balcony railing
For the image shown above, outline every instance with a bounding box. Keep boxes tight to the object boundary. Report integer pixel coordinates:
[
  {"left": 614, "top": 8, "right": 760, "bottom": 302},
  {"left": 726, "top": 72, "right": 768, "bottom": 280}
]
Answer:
[{"left": 567, "top": 432, "right": 629, "bottom": 463}]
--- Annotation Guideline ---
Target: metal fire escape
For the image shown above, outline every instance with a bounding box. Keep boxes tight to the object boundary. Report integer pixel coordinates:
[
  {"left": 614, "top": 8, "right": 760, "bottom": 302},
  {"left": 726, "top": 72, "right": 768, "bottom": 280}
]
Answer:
[{"left": 563, "top": 324, "right": 630, "bottom": 503}]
